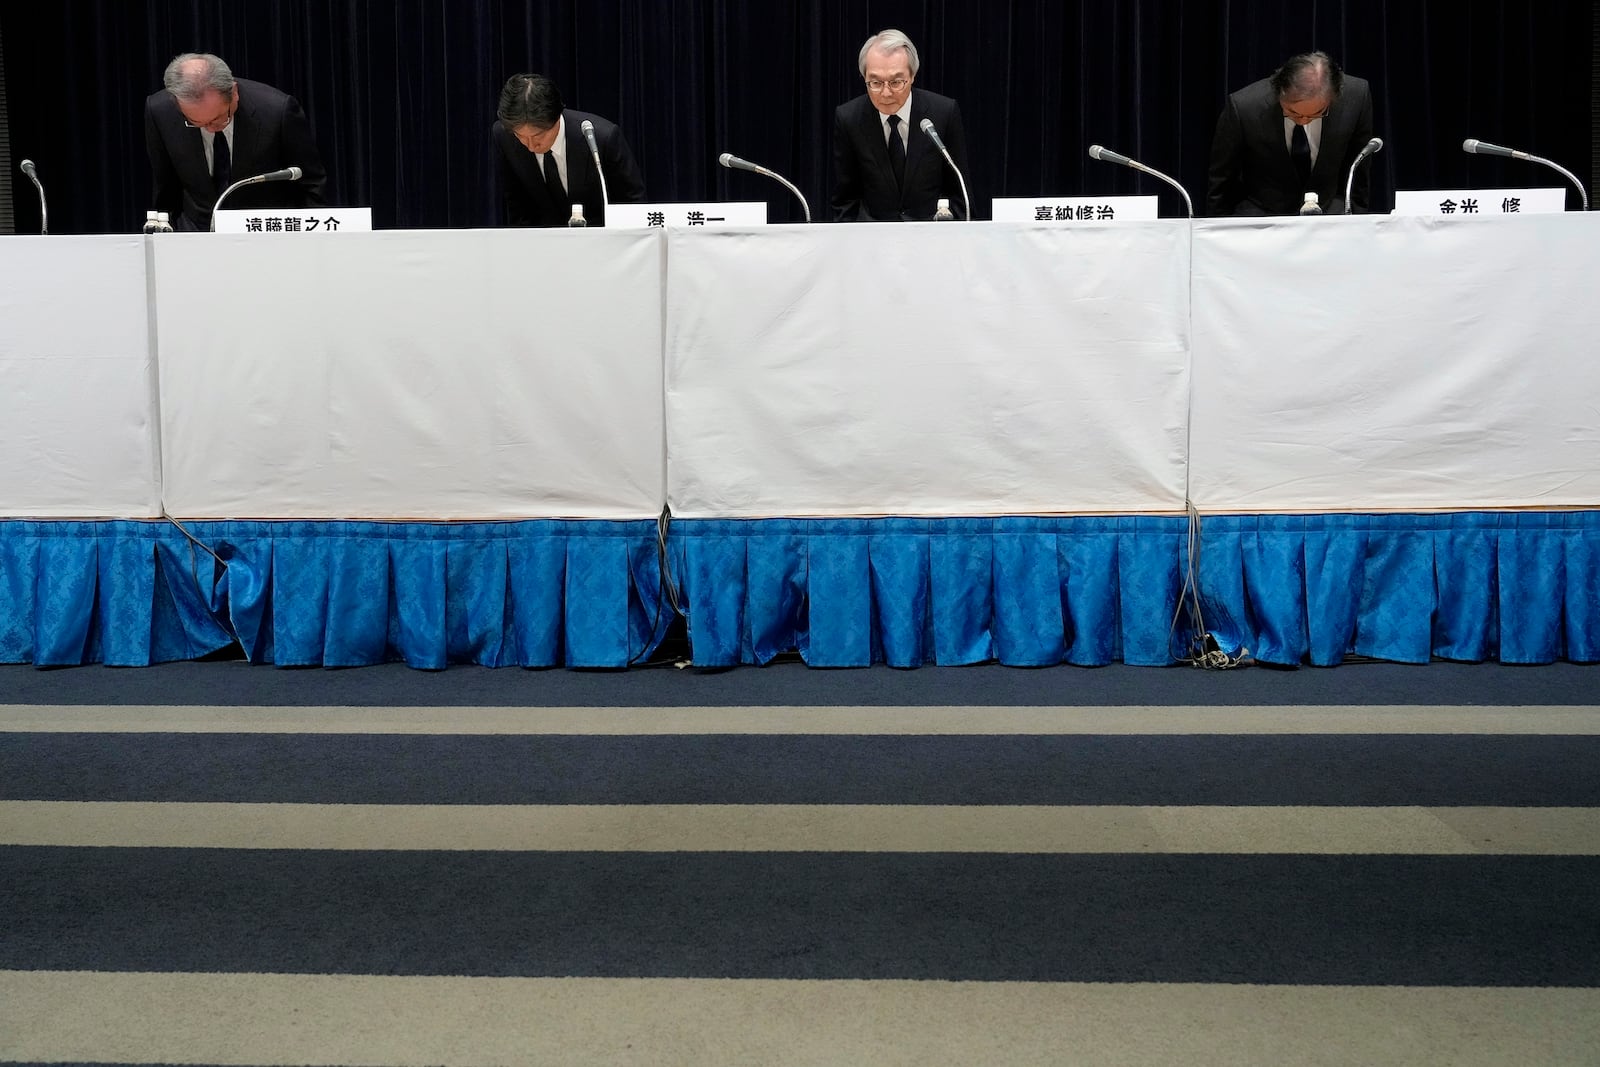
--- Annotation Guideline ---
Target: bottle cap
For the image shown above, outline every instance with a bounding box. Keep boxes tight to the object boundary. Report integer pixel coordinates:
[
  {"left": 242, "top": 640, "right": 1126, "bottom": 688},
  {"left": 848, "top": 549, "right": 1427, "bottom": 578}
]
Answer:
[
  {"left": 937, "top": 198, "right": 951, "bottom": 210},
  {"left": 570, "top": 204, "right": 586, "bottom": 218},
  {"left": 1303, "top": 192, "right": 1319, "bottom": 203}
]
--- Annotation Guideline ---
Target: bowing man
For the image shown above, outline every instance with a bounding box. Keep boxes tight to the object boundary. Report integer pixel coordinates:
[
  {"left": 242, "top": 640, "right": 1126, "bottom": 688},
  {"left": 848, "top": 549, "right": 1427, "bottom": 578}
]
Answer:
[
  {"left": 145, "top": 53, "right": 327, "bottom": 232},
  {"left": 491, "top": 74, "right": 646, "bottom": 227}
]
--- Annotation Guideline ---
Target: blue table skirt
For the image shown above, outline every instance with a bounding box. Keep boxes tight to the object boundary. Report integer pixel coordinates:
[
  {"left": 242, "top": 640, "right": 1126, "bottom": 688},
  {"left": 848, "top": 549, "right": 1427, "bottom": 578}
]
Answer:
[{"left": 2, "top": 513, "right": 1596, "bottom": 668}]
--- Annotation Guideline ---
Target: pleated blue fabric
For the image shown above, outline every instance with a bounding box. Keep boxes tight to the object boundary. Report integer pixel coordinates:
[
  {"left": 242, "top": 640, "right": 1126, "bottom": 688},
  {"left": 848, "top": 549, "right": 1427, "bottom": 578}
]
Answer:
[
  {"left": 0, "top": 521, "right": 232, "bottom": 667},
  {"left": 0, "top": 520, "right": 667, "bottom": 669},
  {"left": 3, "top": 513, "right": 1598, "bottom": 668},
  {"left": 670, "top": 517, "right": 1189, "bottom": 668},
  {"left": 1197, "top": 512, "right": 1600, "bottom": 666}
]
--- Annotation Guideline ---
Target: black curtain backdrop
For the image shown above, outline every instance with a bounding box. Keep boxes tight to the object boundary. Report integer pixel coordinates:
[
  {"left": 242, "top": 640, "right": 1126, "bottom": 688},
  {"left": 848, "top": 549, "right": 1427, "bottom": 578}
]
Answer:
[{"left": 2, "top": 0, "right": 1593, "bottom": 234}]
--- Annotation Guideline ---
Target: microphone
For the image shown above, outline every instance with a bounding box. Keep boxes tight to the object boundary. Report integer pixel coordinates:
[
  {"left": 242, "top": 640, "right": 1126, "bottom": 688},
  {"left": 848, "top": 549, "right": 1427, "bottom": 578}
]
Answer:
[
  {"left": 1087, "top": 144, "right": 1193, "bottom": 218},
  {"left": 718, "top": 152, "right": 771, "bottom": 176},
  {"left": 1087, "top": 145, "right": 1136, "bottom": 168},
  {"left": 209, "top": 167, "right": 306, "bottom": 230},
  {"left": 1463, "top": 138, "right": 1587, "bottom": 211},
  {"left": 1462, "top": 139, "right": 1529, "bottom": 161},
  {"left": 580, "top": 119, "right": 609, "bottom": 216},
  {"left": 1343, "top": 137, "right": 1383, "bottom": 214},
  {"left": 919, "top": 118, "right": 971, "bottom": 221},
  {"left": 20, "top": 159, "right": 47, "bottom": 235},
  {"left": 718, "top": 152, "right": 811, "bottom": 223}
]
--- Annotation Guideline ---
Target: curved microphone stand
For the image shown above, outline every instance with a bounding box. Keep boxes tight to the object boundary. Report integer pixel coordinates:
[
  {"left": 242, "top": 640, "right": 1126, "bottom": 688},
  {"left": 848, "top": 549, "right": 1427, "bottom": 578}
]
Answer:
[
  {"left": 1343, "top": 138, "right": 1384, "bottom": 215},
  {"left": 1463, "top": 139, "right": 1588, "bottom": 211},
  {"left": 209, "top": 167, "right": 305, "bottom": 231},
  {"left": 1086, "top": 145, "right": 1193, "bottom": 217},
  {"left": 718, "top": 153, "right": 811, "bottom": 222},
  {"left": 20, "top": 160, "right": 47, "bottom": 234}
]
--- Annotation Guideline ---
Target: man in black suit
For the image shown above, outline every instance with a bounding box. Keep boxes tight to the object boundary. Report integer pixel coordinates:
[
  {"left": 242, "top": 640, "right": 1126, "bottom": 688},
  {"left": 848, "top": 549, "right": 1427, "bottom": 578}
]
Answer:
[
  {"left": 832, "top": 29, "right": 970, "bottom": 222},
  {"left": 1207, "top": 51, "right": 1375, "bottom": 216},
  {"left": 492, "top": 74, "right": 645, "bottom": 227},
  {"left": 145, "top": 53, "right": 327, "bottom": 232}
]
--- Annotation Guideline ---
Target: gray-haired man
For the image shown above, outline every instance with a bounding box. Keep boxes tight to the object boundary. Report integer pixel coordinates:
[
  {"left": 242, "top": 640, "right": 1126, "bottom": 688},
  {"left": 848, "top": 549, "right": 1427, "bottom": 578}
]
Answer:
[
  {"left": 144, "top": 53, "right": 327, "bottom": 231},
  {"left": 832, "top": 29, "right": 971, "bottom": 221}
]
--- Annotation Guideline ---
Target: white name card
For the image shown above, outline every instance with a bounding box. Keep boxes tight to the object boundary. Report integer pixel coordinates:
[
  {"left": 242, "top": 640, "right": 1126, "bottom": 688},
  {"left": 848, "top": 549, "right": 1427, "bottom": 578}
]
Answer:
[
  {"left": 1391, "top": 189, "right": 1566, "bottom": 217},
  {"left": 212, "top": 207, "right": 374, "bottom": 234},
  {"left": 991, "top": 196, "right": 1160, "bottom": 223},
  {"left": 607, "top": 202, "right": 767, "bottom": 228}
]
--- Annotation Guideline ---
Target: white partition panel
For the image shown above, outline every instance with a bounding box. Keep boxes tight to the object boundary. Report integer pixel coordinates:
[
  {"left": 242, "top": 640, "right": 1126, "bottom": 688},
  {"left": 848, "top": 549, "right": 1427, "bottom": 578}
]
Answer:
[
  {"left": 0, "top": 237, "right": 160, "bottom": 517},
  {"left": 1191, "top": 213, "right": 1600, "bottom": 511},
  {"left": 665, "top": 222, "right": 1192, "bottom": 517},
  {"left": 154, "top": 229, "right": 665, "bottom": 519}
]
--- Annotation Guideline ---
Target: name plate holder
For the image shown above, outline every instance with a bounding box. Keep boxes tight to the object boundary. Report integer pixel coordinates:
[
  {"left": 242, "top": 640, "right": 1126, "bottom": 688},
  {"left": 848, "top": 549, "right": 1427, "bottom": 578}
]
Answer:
[
  {"left": 212, "top": 207, "right": 374, "bottom": 234},
  {"left": 992, "top": 196, "right": 1159, "bottom": 223},
  {"left": 1391, "top": 189, "right": 1566, "bottom": 216},
  {"left": 607, "top": 202, "right": 767, "bottom": 228}
]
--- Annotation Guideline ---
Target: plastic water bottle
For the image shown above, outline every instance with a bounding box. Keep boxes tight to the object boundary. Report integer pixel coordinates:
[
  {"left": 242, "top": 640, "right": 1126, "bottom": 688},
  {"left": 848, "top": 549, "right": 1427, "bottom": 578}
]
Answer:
[
  {"left": 1299, "top": 192, "right": 1322, "bottom": 216},
  {"left": 141, "top": 210, "right": 162, "bottom": 234},
  {"left": 567, "top": 204, "right": 588, "bottom": 227},
  {"left": 932, "top": 197, "right": 955, "bottom": 221},
  {"left": 157, "top": 212, "right": 174, "bottom": 232}
]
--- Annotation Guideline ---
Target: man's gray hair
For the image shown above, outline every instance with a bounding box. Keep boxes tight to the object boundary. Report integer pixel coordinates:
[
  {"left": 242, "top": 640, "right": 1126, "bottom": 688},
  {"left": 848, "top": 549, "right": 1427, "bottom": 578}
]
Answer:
[
  {"left": 858, "top": 29, "right": 920, "bottom": 77},
  {"left": 1270, "top": 51, "right": 1343, "bottom": 102},
  {"left": 163, "top": 53, "right": 236, "bottom": 101}
]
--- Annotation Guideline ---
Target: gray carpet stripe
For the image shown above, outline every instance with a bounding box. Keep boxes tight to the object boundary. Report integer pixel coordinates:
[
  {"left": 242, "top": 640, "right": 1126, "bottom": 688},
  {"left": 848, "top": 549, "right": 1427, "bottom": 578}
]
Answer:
[
  {"left": 4, "top": 704, "right": 1599, "bottom": 734},
  {"left": 3, "top": 971, "right": 1597, "bottom": 1067},
  {"left": 5, "top": 802, "right": 1598, "bottom": 854}
]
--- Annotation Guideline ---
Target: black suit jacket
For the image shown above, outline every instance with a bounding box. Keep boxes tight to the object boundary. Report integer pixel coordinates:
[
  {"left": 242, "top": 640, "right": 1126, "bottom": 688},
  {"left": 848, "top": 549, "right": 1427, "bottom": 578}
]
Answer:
[
  {"left": 145, "top": 78, "right": 328, "bottom": 232},
  {"left": 493, "top": 111, "right": 646, "bottom": 227},
  {"left": 1206, "top": 75, "right": 1375, "bottom": 216},
  {"left": 832, "top": 90, "right": 970, "bottom": 221}
]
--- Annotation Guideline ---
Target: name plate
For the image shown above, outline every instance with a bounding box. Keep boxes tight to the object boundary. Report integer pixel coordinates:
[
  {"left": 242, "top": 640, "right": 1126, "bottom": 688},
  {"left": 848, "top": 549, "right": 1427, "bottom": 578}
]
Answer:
[
  {"left": 607, "top": 202, "right": 767, "bottom": 228},
  {"left": 991, "top": 196, "right": 1159, "bottom": 223},
  {"left": 1391, "top": 188, "right": 1565, "bottom": 216},
  {"left": 212, "top": 207, "right": 374, "bottom": 234}
]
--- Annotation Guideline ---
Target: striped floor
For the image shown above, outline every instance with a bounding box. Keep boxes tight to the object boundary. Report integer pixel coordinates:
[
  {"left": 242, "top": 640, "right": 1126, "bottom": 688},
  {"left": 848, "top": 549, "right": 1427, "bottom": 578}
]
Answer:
[{"left": 3, "top": 664, "right": 1599, "bottom": 1065}]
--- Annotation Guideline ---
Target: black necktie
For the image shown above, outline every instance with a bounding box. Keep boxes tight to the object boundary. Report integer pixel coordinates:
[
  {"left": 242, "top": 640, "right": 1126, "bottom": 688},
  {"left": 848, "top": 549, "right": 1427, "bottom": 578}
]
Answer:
[
  {"left": 1290, "top": 122, "right": 1311, "bottom": 190},
  {"left": 213, "top": 131, "right": 232, "bottom": 194},
  {"left": 542, "top": 151, "right": 567, "bottom": 209},
  {"left": 886, "top": 114, "right": 906, "bottom": 188}
]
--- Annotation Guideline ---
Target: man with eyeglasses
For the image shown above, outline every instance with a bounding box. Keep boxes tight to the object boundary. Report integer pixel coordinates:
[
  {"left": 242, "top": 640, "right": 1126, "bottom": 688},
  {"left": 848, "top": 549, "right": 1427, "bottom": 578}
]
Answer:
[
  {"left": 1207, "top": 51, "right": 1375, "bottom": 216},
  {"left": 832, "top": 29, "right": 970, "bottom": 222},
  {"left": 144, "top": 53, "right": 327, "bottom": 231}
]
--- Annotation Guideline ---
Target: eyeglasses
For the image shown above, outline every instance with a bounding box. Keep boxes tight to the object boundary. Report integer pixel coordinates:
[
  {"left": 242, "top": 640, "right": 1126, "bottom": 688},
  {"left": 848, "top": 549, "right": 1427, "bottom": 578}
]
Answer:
[
  {"left": 1280, "top": 101, "right": 1331, "bottom": 124},
  {"left": 183, "top": 97, "right": 237, "bottom": 130},
  {"left": 865, "top": 77, "right": 909, "bottom": 94}
]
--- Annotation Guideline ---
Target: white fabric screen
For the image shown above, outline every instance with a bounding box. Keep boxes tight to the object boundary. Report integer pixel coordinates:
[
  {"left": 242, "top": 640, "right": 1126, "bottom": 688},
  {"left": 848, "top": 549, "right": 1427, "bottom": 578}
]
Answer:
[
  {"left": 1190, "top": 213, "right": 1600, "bottom": 511},
  {"left": 153, "top": 229, "right": 665, "bottom": 519},
  {"left": 0, "top": 237, "right": 160, "bottom": 517},
  {"left": 665, "top": 222, "right": 1192, "bottom": 517}
]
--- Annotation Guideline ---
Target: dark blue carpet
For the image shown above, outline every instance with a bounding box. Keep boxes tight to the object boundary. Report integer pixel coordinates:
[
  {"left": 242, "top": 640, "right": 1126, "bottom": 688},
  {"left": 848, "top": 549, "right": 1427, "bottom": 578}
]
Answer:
[
  {"left": 2, "top": 659, "right": 1596, "bottom": 707},
  {"left": 4, "top": 847, "right": 1596, "bottom": 985},
  {"left": 5, "top": 732, "right": 1600, "bottom": 806}
]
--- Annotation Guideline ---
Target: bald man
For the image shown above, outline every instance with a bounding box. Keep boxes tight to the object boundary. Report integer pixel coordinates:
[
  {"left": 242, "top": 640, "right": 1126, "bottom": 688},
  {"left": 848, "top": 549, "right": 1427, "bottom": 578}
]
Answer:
[{"left": 1207, "top": 50, "right": 1375, "bottom": 216}]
